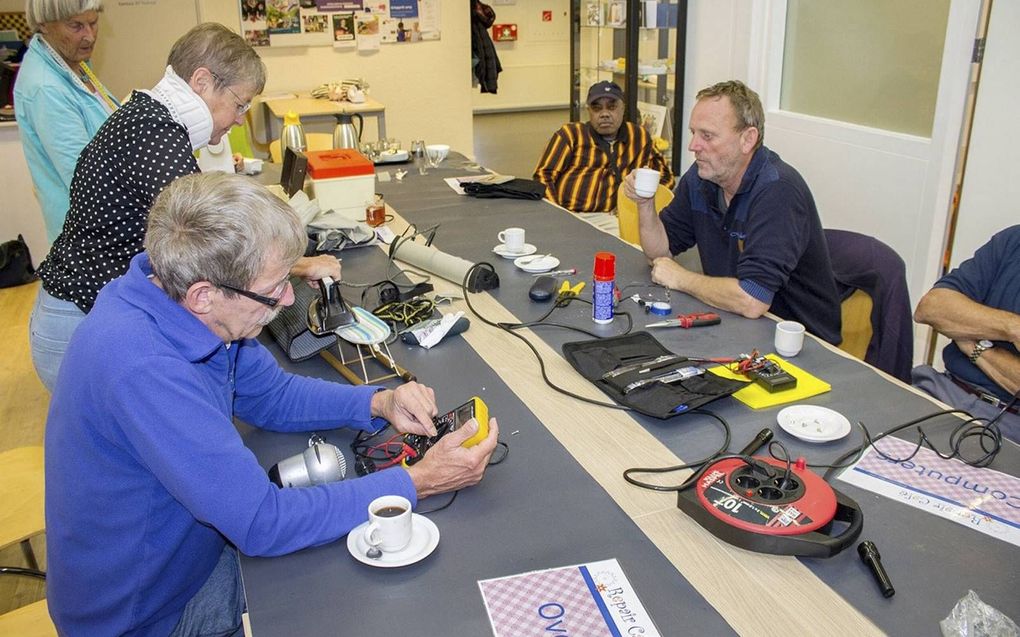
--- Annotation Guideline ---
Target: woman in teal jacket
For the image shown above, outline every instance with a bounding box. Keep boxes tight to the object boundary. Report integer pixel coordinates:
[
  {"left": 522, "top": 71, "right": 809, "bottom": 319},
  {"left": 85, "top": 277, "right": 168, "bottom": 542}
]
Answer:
[{"left": 14, "top": 0, "right": 118, "bottom": 244}]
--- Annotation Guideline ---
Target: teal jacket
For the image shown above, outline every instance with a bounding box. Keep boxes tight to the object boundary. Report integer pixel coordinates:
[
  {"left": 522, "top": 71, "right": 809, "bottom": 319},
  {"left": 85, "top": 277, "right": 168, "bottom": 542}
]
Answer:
[{"left": 14, "top": 34, "right": 117, "bottom": 243}]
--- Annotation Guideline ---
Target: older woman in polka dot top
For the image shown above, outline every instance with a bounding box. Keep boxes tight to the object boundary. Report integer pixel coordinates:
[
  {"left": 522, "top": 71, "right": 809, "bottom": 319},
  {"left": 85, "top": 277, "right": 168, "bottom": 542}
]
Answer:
[{"left": 30, "top": 23, "right": 342, "bottom": 391}]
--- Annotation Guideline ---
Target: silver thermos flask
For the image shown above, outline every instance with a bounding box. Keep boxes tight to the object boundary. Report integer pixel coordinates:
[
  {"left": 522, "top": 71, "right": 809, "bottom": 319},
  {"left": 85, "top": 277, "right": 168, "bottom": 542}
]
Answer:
[
  {"left": 333, "top": 111, "right": 363, "bottom": 150},
  {"left": 281, "top": 111, "right": 307, "bottom": 155}
]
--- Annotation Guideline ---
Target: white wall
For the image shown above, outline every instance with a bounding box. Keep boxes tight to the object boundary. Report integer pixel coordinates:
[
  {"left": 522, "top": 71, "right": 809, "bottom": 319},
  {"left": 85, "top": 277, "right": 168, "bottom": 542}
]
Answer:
[{"left": 470, "top": 0, "right": 571, "bottom": 112}]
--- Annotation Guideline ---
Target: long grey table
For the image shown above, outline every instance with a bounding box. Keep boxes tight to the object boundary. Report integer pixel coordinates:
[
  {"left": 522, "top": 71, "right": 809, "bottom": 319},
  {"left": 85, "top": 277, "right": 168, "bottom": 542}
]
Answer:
[{"left": 241, "top": 156, "right": 1019, "bottom": 635}]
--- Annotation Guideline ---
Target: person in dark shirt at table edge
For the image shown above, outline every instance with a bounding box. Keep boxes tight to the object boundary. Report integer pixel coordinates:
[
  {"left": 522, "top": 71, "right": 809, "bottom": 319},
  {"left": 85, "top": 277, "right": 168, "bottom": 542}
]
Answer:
[{"left": 913, "top": 225, "right": 1020, "bottom": 442}]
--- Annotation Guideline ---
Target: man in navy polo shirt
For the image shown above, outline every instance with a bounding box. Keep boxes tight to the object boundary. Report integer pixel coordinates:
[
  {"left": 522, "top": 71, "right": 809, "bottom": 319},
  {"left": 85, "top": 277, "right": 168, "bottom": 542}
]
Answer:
[
  {"left": 623, "top": 80, "right": 841, "bottom": 345},
  {"left": 913, "top": 226, "right": 1020, "bottom": 442}
]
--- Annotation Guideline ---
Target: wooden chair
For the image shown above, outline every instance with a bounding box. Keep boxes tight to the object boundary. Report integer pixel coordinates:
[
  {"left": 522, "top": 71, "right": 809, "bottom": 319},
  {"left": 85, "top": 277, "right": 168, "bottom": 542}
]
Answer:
[
  {"left": 269, "top": 133, "right": 334, "bottom": 163},
  {"left": 0, "top": 599, "right": 55, "bottom": 636},
  {"left": 0, "top": 447, "right": 45, "bottom": 573},
  {"left": 616, "top": 182, "right": 674, "bottom": 245},
  {"left": 0, "top": 446, "right": 54, "bottom": 636}
]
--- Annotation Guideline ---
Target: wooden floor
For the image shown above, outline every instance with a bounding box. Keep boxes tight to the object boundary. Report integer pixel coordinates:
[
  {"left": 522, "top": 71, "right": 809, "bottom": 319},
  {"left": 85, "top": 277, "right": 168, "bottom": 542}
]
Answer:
[{"left": 0, "top": 281, "right": 48, "bottom": 614}]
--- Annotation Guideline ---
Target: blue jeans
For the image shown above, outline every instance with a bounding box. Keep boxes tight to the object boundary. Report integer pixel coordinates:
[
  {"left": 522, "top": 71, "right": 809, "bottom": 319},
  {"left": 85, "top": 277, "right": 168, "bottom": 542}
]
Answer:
[
  {"left": 169, "top": 545, "right": 244, "bottom": 637},
  {"left": 29, "top": 287, "right": 85, "bottom": 391}
]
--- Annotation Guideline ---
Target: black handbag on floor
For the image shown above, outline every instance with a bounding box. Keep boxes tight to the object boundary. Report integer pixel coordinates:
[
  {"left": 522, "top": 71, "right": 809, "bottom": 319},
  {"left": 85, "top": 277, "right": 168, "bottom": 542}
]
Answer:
[
  {"left": 0, "top": 235, "right": 37, "bottom": 288},
  {"left": 562, "top": 332, "right": 747, "bottom": 419}
]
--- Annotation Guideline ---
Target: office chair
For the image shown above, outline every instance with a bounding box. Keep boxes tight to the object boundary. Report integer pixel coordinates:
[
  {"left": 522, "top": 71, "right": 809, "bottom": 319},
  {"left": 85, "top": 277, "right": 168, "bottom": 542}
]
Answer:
[
  {"left": 616, "top": 181, "right": 674, "bottom": 245},
  {"left": 824, "top": 229, "right": 913, "bottom": 381},
  {"left": 269, "top": 133, "right": 334, "bottom": 163}
]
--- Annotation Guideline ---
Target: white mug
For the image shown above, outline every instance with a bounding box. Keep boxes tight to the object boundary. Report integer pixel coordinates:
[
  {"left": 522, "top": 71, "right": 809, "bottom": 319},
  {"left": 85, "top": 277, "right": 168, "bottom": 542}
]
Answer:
[
  {"left": 633, "top": 167, "right": 660, "bottom": 198},
  {"left": 774, "top": 320, "right": 806, "bottom": 357},
  {"left": 498, "top": 227, "right": 526, "bottom": 253},
  {"left": 364, "top": 495, "right": 413, "bottom": 553}
]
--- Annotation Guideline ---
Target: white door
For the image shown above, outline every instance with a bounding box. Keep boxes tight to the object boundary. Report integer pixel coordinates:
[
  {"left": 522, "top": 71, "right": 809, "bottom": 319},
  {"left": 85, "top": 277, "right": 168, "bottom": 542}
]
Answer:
[{"left": 744, "top": 0, "right": 983, "bottom": 363}]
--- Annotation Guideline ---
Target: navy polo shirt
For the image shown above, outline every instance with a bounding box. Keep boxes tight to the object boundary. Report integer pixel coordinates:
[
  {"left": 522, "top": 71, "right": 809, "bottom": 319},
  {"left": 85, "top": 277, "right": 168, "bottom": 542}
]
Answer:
[
  {"left": 935, "top": 225, "right": 1020, "bottom": 402},
  {"left": 659, "top": 146, "right": 842, "bottom": 345}
]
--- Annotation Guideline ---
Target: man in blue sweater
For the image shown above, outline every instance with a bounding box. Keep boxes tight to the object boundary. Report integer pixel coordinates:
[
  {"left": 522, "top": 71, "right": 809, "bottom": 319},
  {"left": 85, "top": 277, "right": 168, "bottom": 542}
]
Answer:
[
  {"left": 44, "top": 172, "right": 500, "bottom": 636},
  {"left": 622, "top": 80, "right": 841, "bottom": 345}
]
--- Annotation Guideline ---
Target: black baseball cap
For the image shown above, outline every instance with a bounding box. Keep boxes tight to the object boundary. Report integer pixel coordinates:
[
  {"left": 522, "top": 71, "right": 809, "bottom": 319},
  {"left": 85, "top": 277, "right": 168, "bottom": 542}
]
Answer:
[{"left": 586, "top": 81, "right": 624, "bottom": 105}]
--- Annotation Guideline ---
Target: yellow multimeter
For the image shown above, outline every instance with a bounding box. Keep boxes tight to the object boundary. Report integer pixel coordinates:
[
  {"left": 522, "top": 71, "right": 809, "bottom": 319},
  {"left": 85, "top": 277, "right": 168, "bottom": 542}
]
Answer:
[{"left": 403, "top": 397, "right": 489, "bottom": 465}]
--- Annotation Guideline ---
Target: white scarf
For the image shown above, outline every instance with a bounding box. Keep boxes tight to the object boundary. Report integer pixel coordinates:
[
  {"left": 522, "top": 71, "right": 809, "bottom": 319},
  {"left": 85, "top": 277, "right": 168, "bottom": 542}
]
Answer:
[{"left": 143, "top": 66, "right": 214, "bottom": 151}]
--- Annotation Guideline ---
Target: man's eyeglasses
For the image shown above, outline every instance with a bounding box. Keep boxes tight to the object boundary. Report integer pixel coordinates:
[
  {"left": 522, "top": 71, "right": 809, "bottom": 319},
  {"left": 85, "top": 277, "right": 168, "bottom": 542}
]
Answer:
[
  {"left": 219, "top": 280, "right": 289, "bottom": 308},
  {"left": 210, "top": 71, "right": 252, "bottom": 116}
]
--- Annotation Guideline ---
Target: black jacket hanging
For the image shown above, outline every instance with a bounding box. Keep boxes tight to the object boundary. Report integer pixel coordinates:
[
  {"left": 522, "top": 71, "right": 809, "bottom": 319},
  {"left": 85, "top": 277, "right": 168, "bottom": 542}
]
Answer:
[{"left": 471, "top": 0, "right": 502, "bottom": 93}]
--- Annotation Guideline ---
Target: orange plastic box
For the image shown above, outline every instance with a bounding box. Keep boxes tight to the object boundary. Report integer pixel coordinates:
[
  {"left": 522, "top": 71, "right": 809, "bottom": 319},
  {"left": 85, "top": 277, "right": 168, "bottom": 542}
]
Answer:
[{"left": 306, "top": 149, "right": 376, "bottom": 219}]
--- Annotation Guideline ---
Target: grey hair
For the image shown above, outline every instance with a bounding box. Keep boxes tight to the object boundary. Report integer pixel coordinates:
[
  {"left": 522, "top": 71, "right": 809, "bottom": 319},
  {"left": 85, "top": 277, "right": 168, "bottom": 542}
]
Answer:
[
  {"left": 167, "top": 22, "right": 266, "bottom": 94},
  {"left": 26, "top": 0, "right": 103, "bottom": 32},
  {"left": 696, "top": 80, "right": 765, "bottom": 150},
  {"left": 144, "top": 172, "right": 306, "bottom": 302}
]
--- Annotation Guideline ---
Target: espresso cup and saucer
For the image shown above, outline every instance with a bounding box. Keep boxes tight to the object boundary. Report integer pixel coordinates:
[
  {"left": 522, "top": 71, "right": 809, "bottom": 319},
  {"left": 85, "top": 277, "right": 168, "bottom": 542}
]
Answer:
[
  {"left": 347, "top": 495, "right": 440, "bottom": 567},
  {"left": 492, "top": 227, "right": 537, "bottom": 258}
]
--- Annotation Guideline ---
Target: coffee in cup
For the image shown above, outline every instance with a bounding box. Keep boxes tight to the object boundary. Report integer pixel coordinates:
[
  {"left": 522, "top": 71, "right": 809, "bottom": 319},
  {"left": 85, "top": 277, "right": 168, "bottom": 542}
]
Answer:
[{"left": 365, "top": 495, "right": 413, "bottom": 553}]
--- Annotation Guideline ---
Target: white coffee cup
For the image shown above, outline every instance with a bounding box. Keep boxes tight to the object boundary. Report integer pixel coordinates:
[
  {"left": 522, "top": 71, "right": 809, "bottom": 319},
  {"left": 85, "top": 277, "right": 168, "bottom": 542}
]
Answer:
[
  {"left": 497, "top": 227, "right": 526, "bottom": 253},
  {"left": 633, "top": 167, "right": 660, "bottom": 198},
  {"left": 364, "top": 495, "right": 413, "bottom": 553},
  {"left": 774, "top": 320, "right": 806, "bottom": 358}
]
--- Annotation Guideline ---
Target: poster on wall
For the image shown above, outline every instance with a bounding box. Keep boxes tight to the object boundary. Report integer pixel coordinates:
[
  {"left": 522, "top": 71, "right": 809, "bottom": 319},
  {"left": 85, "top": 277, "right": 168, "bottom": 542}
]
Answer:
[
  {"left": 318, "top": 0, "right": 364, "bottom": 11},
  {"left": 332, "top": 12, "right": 356, "bottom": 47},
  {"left": 355, "top": 13, "right": 381, "bottom": 50},
  {"left": 389, "top": 0, "right": 417, "bottom": 19},
  {"left": 417, "top": 0, "right": 440, "bottom": 39},
  {"left": 239, "top": 0, "right": 437, "bottom": 47},
  {"left": 267, "top": 0, "right": 300, "bottom": 33}
]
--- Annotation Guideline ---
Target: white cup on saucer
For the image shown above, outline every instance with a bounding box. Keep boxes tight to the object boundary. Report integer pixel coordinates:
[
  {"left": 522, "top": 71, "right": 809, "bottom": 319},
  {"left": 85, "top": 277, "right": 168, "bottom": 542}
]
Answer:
[
  {"left": 364, "top": 495, "right": 413, "bottom": 553},
  {"left": 774, "top": 320, "right": 806, "bottom": 357},
  {"left": 497, "top": 227, "right": 526, "bottom": 253},
  {"left": 633, "top": 167, "right": 660, "bottom": 198}
]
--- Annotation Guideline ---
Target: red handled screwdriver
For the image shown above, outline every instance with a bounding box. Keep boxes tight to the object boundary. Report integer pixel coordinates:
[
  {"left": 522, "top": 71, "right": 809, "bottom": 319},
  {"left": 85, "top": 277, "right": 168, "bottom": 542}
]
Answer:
[{"left": 646, "top": 312, "right": 721, "bottom": 328}]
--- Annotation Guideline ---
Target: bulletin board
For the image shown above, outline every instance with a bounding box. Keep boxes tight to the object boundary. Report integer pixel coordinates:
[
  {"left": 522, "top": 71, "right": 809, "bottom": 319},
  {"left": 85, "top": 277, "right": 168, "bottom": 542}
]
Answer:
[{"left": 239, "top": 0, "right": 441, "bottom": 49}]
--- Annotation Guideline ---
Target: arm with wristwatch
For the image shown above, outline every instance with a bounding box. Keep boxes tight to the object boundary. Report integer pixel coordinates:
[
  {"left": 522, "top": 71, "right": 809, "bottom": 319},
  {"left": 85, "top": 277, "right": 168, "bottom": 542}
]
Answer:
[{"left": 914, "top": 287, "right": 1020, "bottom": 395}]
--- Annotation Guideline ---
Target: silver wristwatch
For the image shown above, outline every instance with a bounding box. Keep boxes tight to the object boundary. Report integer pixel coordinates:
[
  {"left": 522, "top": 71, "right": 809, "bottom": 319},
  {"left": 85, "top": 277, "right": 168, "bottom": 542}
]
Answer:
[{"left": 969, "top": 339, "right": 994, "bottom": 363}]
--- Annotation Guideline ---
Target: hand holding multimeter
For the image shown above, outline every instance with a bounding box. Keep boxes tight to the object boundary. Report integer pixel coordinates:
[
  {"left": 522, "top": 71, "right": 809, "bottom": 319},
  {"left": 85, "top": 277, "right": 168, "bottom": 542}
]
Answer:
[{"left": 403, "top": 396, "right": 490, "bottom": 464}]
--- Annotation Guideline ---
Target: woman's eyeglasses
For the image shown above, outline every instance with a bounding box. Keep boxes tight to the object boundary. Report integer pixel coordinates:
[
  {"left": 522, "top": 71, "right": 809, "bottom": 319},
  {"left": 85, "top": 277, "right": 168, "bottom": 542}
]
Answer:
[{"left": 211, "top": 71, "right": 252, "bottom": 115}]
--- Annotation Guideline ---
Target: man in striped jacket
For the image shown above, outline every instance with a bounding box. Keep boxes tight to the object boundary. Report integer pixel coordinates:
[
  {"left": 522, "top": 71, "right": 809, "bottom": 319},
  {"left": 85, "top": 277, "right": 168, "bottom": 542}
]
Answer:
[{"left": 534, "top": 81, "right": 673, "bottom": 213}]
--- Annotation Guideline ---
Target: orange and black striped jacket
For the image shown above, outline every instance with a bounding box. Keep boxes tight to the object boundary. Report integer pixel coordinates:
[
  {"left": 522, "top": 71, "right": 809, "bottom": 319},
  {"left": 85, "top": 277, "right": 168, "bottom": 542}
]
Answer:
[{"left": 532, "top": 121, "right": 674, "bottom": 213}]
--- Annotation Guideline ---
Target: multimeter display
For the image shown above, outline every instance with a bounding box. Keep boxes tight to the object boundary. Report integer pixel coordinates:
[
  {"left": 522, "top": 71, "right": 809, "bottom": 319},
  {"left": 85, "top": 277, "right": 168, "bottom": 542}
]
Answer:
[{"left": 403, "top": 396, "right": 488, "bottom": 465}]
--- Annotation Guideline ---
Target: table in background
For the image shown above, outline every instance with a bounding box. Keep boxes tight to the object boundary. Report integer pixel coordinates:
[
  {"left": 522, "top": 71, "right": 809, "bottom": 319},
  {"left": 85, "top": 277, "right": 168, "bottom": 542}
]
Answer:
[
  {"left": 241, "top": 154, "right": 1020, "bottom": 635},
  {"left": 260, "top": 94, "right": 386, "bottom": 145}
]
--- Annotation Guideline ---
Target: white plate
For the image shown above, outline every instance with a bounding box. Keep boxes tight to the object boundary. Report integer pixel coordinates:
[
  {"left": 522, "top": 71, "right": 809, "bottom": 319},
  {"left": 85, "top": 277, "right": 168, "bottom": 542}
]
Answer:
[
  {"left": 347, "top": 513, "right": 439, "bottom": 568},
  {"left": 777, "top": 405, "right": 852, "bottom": 443},
  {"left": 492, "top": 243, "right": 537, "bottom": 259},
  {"left": 375, "top": 150, "right": 410, "bottom": 164},
  {"left": 514, "top": 255, "right": 560, "bottom": 273}
]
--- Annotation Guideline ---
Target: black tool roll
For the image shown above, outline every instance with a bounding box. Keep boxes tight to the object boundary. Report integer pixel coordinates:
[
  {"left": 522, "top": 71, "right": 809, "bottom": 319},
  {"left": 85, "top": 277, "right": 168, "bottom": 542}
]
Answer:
[
  {"left": 461, "top": 178, "right": 547, "bottom": 200},
  {"left": 266, "top": 276, "right": 338, "bottom": 362},
  {"left": 562, "top": 332, "right": 747, "bottom": 419}
]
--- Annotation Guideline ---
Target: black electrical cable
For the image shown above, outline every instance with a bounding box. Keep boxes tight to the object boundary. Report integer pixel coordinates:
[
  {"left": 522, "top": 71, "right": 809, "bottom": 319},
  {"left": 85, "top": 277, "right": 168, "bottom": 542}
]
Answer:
[
  {"left": 459, "top": 262, "right": 637, "bottom": 410},
  {"left": 621, "top": 409, "right": 733, "bottom": 492}
]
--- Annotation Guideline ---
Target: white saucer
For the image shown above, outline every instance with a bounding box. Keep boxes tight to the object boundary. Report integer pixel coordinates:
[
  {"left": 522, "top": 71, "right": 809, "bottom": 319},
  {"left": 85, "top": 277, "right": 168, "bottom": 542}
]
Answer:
[
  {"left": 777, "top": 405, "right": 852, "bottom": 443},
  {"left": 492, "top": 243, "right": 537, "bottom": 259},
  {"left": 347, "top": 514, "right": 439, "bottom": 568},
  {"left": 514, "top": 254, "right": 560, "bottom": 273}
]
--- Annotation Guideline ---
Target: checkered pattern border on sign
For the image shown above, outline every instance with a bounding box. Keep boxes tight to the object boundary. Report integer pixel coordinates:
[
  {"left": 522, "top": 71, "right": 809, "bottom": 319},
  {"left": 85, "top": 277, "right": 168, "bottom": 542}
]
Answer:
[{"left": 480, "top": 566, "right": 614, "bottom": 637}]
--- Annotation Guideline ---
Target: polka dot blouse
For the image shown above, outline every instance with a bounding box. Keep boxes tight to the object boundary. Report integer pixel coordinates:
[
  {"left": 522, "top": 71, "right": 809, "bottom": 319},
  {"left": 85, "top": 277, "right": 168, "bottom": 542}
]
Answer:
[{"left": 38, "top": 91, "right": 199, "bottom": 313}]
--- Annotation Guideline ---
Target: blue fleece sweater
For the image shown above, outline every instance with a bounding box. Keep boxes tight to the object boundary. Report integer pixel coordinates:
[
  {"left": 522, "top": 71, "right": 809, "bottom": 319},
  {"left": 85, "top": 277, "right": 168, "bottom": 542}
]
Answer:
[{"left": 45, "top": 254, "right": 417, "bottom": 636}]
